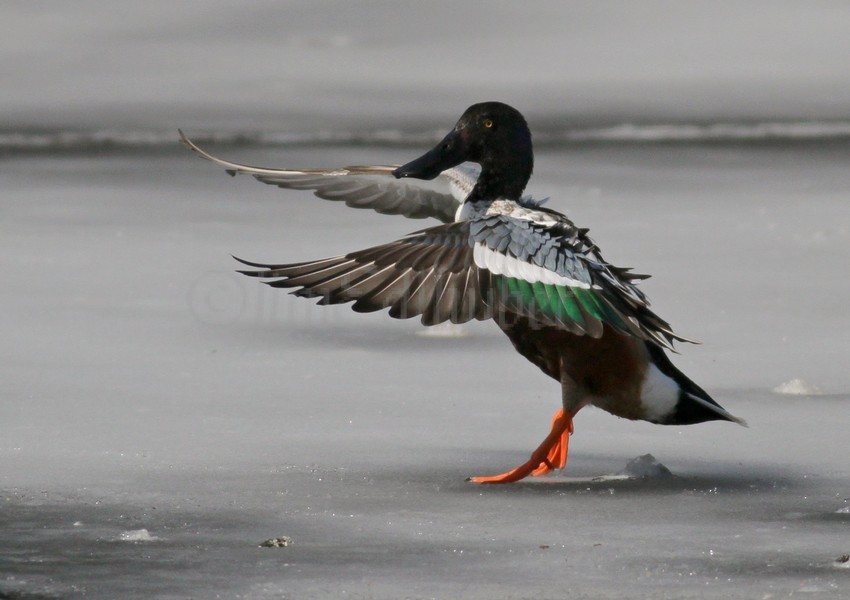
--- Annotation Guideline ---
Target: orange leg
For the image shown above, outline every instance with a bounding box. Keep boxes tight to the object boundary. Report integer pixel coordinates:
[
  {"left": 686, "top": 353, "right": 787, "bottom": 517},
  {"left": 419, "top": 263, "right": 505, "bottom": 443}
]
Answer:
[
  {"left": 468, "top": 409, "right": 575, "bottom": 484},
  {"left": 531, "top": 410, "right": 574, "bottom": 476}
]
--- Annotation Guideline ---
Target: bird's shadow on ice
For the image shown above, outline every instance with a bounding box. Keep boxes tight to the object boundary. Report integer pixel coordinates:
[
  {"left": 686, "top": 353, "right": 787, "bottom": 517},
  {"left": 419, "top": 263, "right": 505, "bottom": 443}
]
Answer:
[
  {"left": 388, "top": 451, "right": 801, "bottom": 498},
  {"left": 486, "top": 472, "right": 789, "bottom": 497}
]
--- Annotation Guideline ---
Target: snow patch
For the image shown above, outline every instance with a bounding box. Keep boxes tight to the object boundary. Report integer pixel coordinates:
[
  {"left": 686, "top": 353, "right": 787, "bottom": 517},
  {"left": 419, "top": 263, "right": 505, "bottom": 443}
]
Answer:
[
  {"left": 119, "top": 529, "right": 158, "bottom": 542},
  {"left": 773, "top": 379, "right": 824, "bottom": 395},
  {"left": 416, "top": 323, "right": 470, "bottom": 338}
]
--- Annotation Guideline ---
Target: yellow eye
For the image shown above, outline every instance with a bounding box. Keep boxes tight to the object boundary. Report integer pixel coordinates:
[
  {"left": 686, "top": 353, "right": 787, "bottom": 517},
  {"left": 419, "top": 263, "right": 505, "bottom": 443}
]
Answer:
[{"left": 483, "top": 119, "right": 494, "bottom": 129}]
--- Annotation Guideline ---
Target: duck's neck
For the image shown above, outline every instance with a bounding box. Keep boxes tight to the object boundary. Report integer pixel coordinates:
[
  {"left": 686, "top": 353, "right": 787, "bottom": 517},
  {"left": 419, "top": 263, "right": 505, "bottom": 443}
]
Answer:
[{"left": 467, "top": 148, "right": 533, "bottom": 203}]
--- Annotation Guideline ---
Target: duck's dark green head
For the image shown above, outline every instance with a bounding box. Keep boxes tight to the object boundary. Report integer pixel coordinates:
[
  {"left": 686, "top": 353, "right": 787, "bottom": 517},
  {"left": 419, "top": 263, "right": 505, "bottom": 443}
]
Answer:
[{"left": 393, "top": 102, "right": 533, "bottom": 201}]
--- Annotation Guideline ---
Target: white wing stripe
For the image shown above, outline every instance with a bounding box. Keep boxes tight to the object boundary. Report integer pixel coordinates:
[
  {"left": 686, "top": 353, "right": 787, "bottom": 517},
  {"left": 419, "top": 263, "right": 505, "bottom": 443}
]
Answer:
[{"left": 472, "top": 244, "right": 591, "bottom": 289}]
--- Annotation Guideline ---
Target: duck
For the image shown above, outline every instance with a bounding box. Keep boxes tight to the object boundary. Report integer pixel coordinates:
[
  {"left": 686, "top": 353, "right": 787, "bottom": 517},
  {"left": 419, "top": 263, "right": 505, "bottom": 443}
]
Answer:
[{"left": 181, "top": 101, "right": 744, "bottom": 484}]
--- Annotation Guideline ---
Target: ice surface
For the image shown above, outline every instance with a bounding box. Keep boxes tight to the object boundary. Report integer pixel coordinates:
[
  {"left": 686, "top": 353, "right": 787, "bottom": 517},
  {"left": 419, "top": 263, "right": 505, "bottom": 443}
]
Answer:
[
  {"left": 1, "top": 144, "right": 848, "bottom": 599},
  {"left": 5, "top": 1, "right": 850, "bottom": 131}
]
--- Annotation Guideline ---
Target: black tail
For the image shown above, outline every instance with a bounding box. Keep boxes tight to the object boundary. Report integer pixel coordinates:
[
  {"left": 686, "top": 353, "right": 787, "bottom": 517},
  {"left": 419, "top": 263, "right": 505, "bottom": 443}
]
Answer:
[{"left": 645, "top": 343, "right": 746, "bottom": 426}]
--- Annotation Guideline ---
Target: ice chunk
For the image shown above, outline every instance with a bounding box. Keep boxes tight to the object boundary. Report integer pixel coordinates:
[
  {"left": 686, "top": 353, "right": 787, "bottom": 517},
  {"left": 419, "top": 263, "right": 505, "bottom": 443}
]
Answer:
[
  {"left": 259, "top": 536, "right": 293, "bottom": 548},
  {"left": 619, "top": 454, "right": 673, "bottom": 479}
]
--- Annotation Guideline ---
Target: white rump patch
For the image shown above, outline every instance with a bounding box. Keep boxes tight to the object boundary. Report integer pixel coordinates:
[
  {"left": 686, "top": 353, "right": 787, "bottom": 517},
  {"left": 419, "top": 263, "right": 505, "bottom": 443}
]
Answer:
[
  {"left": 640, "top": 364, "right": 680, "bottom": 422},
  {"left": 472, "top": 243, "right": 590, "bottom": 289}
]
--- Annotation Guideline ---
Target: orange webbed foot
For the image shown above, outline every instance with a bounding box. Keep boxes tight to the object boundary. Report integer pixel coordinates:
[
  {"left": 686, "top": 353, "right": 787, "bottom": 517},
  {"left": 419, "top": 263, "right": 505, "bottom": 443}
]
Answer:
[{"left": 468, "top": 409, "right": 574, "bottom": 484}]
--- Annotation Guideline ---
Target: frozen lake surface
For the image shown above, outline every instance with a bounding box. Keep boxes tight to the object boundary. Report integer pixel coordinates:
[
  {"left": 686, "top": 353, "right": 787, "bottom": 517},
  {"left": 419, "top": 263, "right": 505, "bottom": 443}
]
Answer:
[
  {"left": 6, "top": 1, "right": 850, "bottom": 133},
  {"left": 1, "top": 142, "right": 848, "bottom": 599}
]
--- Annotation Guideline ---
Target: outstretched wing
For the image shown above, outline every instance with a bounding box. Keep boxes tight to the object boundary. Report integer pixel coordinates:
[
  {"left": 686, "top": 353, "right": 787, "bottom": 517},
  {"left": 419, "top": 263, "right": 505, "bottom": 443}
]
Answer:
[
  {"left": 237, "top": 222, "right": 491, "bottom": 325},
  {"left": 236, "top": 216, "right": 689, "bottom": 348},
  {"left": 179, "top": 130, "right": 475, "bottom": 223}
]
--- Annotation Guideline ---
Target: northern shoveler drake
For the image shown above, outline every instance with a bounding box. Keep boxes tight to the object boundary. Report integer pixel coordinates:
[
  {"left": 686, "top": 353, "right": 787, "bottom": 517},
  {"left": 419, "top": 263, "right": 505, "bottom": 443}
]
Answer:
[{"left": 180, "top": 102, "right": 744, "bottom": 484}]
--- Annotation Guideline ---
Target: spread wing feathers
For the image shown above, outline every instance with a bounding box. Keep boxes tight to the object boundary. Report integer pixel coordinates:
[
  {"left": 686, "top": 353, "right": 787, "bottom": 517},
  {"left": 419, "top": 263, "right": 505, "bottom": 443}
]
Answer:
[
  {"left": 236, "top": 222, "right": 493, "bottom": 326},
  {"left": 235, "top": 216, "right": 691, "bottom": 349},
  {"left": 468, "top": 215, "right": 694, "bottom": 349},
  {"left": 179, "top": 130, "right": 475, "bottom": 223}
]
